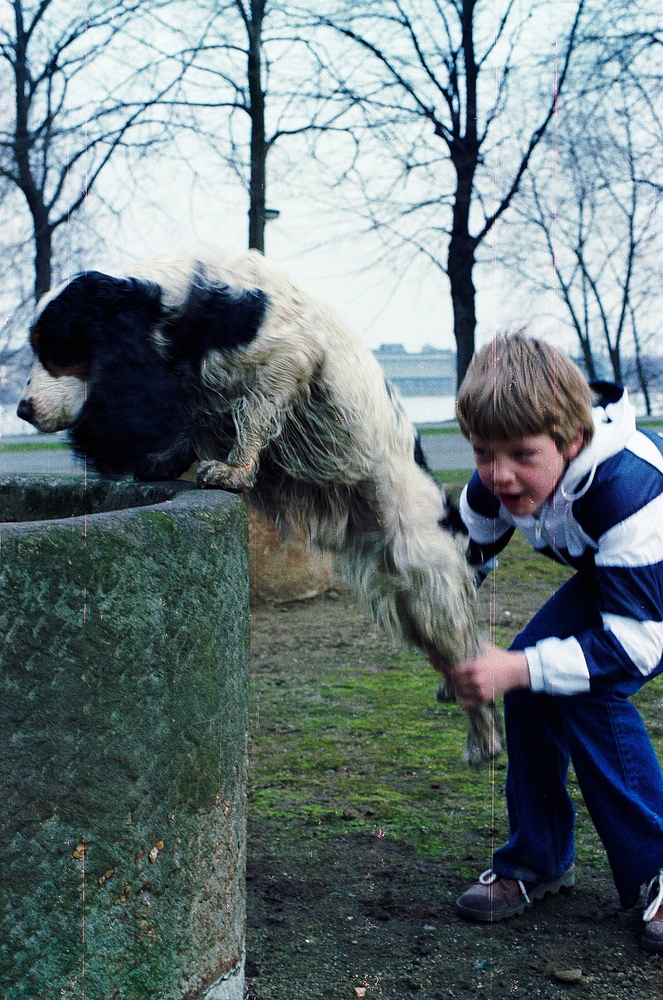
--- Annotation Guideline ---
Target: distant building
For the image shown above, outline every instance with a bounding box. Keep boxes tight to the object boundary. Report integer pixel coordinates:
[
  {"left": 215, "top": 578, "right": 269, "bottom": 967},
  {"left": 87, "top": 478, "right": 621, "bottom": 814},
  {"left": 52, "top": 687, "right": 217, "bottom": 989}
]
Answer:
[{"left": 373, "top": 343, "right": 456, "bottom": 396}]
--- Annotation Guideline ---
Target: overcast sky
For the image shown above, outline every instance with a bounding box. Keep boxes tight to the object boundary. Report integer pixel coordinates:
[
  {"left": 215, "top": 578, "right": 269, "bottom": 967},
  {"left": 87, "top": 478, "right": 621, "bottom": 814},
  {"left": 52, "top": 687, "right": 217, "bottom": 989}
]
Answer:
[{"left": 99, "top": 163, "right": 558, "bottom": 358}]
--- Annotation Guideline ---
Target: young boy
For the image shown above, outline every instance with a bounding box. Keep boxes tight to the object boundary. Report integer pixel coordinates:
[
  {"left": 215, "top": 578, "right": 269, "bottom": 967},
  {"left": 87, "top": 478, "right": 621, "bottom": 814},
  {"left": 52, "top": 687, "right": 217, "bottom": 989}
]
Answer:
[{"left": 449, "top": 333, "right": 663, "bottom": 951}]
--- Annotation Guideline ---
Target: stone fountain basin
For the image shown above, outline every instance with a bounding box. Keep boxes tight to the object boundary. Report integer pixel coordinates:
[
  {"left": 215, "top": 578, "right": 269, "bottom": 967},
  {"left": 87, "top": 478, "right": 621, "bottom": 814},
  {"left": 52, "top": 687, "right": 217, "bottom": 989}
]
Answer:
[{"left": 0, "top": 477, "right": 249, "bottom": 1000}]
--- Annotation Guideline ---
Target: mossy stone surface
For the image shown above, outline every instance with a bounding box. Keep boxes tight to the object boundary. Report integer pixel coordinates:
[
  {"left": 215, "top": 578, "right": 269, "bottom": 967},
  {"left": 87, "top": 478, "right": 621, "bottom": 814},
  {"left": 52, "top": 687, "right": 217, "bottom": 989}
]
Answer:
[{"left": 0, "top": 478, "right": 249, "bottom": 999}]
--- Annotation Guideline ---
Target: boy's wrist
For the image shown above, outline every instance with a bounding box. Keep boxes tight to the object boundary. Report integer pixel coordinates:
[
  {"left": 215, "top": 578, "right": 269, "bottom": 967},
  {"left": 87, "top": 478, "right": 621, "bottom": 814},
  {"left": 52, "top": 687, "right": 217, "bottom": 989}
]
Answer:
[{"left": 506, "top": 650, "right": 531, "bottom": 693}]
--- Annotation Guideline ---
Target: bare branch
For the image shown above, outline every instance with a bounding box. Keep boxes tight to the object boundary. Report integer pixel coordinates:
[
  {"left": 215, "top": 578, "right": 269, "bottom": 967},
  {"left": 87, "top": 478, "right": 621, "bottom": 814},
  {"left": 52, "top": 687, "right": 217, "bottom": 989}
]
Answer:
[{"left": 472, "top": 0, "right": 587, "bottom": 247}]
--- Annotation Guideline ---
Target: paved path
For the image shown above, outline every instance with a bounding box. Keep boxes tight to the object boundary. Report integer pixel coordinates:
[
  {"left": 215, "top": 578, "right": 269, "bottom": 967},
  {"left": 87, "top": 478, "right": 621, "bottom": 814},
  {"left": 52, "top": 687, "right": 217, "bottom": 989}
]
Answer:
[
  {"left": 0, "top": 435, "right": 85, "bottom": 476},
  {"left": 0, "top": 448, "right": 84, "bottom": 476},
  {"left": 418, "top": 431, "right": 474, "bottom": 472}
]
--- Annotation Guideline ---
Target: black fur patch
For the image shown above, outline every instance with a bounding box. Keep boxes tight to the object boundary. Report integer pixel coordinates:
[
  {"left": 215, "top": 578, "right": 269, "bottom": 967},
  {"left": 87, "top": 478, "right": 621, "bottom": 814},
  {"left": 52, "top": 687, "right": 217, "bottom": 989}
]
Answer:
[
  {"left": 413, "top": 434, "right": 428, "bottom": 470},
  {"left": 33, "top": 271, "right": 162, "bottom": 377},
  {"left": 47, "top": 272, "right": 194, "bottom": 479},
  {"left": 42, "top": 267, "right": 269, "bottom": 479},
  {"left": 163, "top": 262, "right": 268, "bottom": 369}
]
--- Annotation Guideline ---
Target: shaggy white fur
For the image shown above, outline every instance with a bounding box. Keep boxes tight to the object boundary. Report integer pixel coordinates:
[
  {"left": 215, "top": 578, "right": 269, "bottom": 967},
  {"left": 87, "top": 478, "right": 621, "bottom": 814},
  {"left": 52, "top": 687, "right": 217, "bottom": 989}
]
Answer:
[{"left": 18, "top": 250, "right": 500, "bottom": 764}]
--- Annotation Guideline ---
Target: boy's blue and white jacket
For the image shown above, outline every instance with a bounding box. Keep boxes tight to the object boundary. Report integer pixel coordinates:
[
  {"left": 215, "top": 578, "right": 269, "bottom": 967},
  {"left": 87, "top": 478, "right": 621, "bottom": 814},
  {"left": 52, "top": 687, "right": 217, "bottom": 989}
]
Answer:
[{"left": 459, "top": 384, "right": 663, "bottom": 696}]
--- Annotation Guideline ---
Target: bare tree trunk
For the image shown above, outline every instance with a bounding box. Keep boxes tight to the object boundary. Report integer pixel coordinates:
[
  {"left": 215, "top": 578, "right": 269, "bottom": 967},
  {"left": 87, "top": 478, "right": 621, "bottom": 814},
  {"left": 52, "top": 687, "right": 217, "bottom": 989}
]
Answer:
[
  {"left": 578, "top": 338, "right": 598, "bottom": 382},
  {"left": 629, "top": 301, "right": 652, "bottom": 415},
  {"left": 316, "top": 0, "right": 586, "bottom": 389},
  {"left": 33, "top": 214, "right": 53, "bottom": 303},
  {"left": 633, "top": 349, "right": 652, "bottom": 416},
  {"left": 246, "top": 0, "right": 267, "bottom": 252},
  {"left": 12, "top": 0, "right": 51, "bottom": 301},
  {"left": 448, "top": 233, "right": 477, "bottom": 389},
  {"left": 449, "top": 0, "right": 479, "bottom": 387}
]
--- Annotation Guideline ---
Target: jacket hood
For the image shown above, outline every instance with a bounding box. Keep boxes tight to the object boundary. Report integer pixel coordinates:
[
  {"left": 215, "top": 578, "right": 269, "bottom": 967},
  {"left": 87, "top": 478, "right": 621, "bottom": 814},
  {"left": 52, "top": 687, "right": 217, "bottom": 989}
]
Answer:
[{"left": 558, "top": 382, "right": 636, "bottom": 503}]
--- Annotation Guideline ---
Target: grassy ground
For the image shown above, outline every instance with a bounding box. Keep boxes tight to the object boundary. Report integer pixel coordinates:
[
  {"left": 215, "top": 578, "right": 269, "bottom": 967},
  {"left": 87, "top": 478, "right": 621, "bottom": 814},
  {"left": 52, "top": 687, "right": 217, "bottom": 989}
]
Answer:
[
  {"left": 246, "top": 489, "right": 663, "bottom": 999},
  {"left": 248, "top": 530, "right": 621, "bottom": 881}
]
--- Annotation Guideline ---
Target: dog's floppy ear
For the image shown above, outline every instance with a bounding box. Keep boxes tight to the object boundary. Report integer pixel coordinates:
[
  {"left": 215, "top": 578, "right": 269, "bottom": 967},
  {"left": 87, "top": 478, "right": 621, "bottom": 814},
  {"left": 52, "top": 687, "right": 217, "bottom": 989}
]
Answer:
[
  {"left": 32, "top": 271, "right": 162, "bottom": 377},
  {"left": 165, "top": 262, "right": 268, "bottom": 368}
]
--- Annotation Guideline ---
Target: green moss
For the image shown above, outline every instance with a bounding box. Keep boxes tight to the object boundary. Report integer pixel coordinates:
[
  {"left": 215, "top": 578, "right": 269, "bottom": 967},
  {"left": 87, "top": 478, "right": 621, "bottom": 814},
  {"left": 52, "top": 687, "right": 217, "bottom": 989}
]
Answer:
[
  {"left": 250, "top": 647, "right": 501, "bottom": 863},
  {"left": 248, "top": 517, "right": 662, "bottom": 887},
  {"left": 139, "top": 508, "right": 176, "bottom": 531}
]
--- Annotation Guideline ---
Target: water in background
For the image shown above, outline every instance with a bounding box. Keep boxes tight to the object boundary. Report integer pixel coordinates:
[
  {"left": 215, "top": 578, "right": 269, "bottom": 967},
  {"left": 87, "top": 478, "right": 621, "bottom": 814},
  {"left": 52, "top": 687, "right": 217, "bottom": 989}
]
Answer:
[
  {"left": 400, "top": 395, "right": 457, "bottom": 424},
  {"left": 402, "top": 391, "right": 663, "bottom": 426},
  {"left": 3, "top": 396, "right": 459, "bottom": 438},
  {"left": 4, "top": 392, "right": 659, "bottom": 439}
]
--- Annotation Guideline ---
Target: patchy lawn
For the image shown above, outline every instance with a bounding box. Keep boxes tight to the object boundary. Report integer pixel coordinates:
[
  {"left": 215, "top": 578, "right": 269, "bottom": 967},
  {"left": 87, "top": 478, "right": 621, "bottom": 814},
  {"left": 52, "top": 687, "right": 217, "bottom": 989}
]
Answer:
[{"left": 246, "top": 521, "right": 663, "bottom": 999}]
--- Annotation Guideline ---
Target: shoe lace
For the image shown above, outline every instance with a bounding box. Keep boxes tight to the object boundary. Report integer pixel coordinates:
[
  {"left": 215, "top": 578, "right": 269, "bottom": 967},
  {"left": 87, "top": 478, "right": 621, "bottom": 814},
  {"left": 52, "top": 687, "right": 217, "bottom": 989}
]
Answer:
[
  {"left": 478, "top": 868, "right": 531, "bottom": 905},
  {"left": 643, "top": 869, "right": 663, "bottom": 923}
]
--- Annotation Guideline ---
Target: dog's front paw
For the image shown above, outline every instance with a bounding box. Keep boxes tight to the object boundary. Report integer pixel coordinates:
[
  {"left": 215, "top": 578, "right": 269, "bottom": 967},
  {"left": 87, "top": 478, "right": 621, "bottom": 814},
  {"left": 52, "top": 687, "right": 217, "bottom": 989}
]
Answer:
[{"left": 196, "top": 459, "right": 256, "bottom": 492}]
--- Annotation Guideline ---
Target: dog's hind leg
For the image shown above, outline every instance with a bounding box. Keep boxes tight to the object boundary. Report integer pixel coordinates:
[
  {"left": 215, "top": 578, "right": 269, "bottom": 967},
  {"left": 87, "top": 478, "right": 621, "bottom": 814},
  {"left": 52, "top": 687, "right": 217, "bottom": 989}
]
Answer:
[{"left": 343, "top": 462, "right": 502, "bottom": 765}]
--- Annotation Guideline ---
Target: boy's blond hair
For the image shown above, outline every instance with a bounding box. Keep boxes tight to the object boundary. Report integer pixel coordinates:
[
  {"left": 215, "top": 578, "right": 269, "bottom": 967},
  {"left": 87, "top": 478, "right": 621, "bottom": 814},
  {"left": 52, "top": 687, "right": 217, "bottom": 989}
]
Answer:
[{"left": 456, "top": 333, "right": 595, "bottom": 450}]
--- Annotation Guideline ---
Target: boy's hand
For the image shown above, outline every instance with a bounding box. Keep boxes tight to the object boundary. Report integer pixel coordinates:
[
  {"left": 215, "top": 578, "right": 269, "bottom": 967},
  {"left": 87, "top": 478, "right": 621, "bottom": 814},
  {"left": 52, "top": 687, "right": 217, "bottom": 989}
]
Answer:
[{"left": 450, "top": 644, "right": 530, "bottom": 708}]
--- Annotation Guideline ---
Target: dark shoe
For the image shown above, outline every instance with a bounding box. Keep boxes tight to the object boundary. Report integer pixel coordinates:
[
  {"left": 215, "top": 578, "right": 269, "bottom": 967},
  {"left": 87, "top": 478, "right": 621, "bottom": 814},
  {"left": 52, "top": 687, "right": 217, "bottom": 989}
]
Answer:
[
  {"left": 456, "top": 867, "right": 575, "bottom": 922},
  {"left": 642, "top": 869, "right": 663, "bottom": 952}
]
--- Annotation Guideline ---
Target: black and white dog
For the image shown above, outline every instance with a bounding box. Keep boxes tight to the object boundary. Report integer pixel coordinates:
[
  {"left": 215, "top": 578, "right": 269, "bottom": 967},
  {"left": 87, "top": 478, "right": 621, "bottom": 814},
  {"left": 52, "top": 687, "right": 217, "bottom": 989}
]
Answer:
[{"left": 17, "top": 250, "right": 499, "bottom": 764}]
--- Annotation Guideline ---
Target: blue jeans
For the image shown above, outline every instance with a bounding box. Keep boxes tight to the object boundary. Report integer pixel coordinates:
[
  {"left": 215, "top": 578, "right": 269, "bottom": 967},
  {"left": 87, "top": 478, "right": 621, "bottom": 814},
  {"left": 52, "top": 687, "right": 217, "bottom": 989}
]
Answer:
[{"left": 492, "top": 572, "right": 663, "bottom": 909}]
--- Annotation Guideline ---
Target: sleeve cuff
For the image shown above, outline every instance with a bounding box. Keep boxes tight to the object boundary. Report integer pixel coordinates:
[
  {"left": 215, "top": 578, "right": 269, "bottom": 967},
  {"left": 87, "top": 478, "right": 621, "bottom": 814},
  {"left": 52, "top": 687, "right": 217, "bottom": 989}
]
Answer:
[
  {"left": 524, "top": 637, "right": 591, "bottom": 696},
  {"left": 525, "top": 646, "right": 545, "bottom": 692}
]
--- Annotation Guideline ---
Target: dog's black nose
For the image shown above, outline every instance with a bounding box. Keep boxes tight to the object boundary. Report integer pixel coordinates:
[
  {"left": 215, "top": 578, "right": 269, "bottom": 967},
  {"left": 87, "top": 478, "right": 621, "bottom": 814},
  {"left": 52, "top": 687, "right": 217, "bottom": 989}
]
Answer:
[{"left": 17, "top": 398, "right": 35, "bottom": 425}]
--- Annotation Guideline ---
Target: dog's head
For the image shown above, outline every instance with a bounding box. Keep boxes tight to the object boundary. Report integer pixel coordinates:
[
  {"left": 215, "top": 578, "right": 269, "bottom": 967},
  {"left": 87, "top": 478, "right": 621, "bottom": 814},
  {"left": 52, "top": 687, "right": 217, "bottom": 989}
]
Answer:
[
  {"left": 18, "top": 270, "right": 195, "bottom": 478},
  {"left": 19, "top": 274, "right": 93, "bottom": 433},
  {"left": 18, "top": 264, "right": 268, "bottom": 479}
]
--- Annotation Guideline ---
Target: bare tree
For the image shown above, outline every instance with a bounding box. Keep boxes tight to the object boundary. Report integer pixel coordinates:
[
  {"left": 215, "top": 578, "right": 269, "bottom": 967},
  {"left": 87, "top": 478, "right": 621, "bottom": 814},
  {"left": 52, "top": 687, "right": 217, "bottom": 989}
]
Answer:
[
  {"left": 163, "top": 1, "right": 345, "bottom": 253},
  {"left": 305, "top": 0, "right": 588, "bottom": 387},
  {"left": 515, "top": 12, "right": 663, "bottom": 410},
  {"left": 0, "top": 0, "right": 188, "bottom": 305}
]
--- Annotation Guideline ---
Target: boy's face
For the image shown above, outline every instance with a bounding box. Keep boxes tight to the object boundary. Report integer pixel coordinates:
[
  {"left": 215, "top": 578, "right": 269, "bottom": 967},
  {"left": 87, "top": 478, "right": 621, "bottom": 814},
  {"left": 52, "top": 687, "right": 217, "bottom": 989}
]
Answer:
[{"left": 470, "top": 432, "right": 583, "bottom": 517}]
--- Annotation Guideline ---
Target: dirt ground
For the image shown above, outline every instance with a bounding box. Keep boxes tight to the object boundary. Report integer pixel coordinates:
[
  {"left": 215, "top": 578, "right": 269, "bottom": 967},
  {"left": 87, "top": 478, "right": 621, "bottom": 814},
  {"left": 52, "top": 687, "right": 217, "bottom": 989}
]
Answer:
[{"left": 245, "top": 589, "right": 663, "bottom": 1000}]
